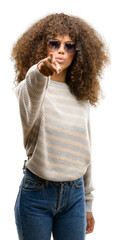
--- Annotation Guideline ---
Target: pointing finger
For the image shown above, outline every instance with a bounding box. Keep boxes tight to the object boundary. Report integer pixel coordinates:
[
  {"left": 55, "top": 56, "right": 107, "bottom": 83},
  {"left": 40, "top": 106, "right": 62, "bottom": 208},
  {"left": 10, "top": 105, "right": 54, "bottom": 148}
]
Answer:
[
  {"left": 49, "top": 53, "right": 55, "bottom": 63},
  {"left": 48, "top": 53, "right": 62, "bottom": 73}
]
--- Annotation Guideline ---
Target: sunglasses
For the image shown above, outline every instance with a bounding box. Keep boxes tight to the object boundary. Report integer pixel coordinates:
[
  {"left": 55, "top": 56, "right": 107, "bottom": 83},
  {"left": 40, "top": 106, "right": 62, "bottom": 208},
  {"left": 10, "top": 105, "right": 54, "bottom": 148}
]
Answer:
[{"left": 47, "top": 39, "right": 77, "bottom": 54}]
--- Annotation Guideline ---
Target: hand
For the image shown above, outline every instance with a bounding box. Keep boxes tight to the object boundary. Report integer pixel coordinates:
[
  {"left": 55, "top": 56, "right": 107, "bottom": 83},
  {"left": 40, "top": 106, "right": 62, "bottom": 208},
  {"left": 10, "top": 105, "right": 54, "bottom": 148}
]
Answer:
[
  {"left": 86, "top": 212, "right": 95, "bottom": 234},
  {"left": 37, "top": 53, "right": 62, "bottom": 77}
]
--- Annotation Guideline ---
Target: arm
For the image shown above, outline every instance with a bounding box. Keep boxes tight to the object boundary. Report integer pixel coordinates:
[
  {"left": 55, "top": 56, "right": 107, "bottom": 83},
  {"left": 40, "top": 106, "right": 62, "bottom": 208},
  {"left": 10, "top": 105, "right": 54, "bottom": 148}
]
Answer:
[
  {"left": 14, "top": 61, "right": 49, "bottom": 147},
  {"left": 83, "top": 102, "right": 95, "bottom": 212},
  {"left": 84, "top": 162, "right": 95, "bottom": 212},
  {"left": 14, "top": 53, "right": 61, "bottom": 149}
]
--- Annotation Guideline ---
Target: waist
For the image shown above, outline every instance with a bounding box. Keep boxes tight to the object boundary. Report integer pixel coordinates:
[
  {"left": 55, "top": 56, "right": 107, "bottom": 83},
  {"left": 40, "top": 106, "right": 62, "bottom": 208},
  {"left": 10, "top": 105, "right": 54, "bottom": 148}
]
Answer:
[{"left": 23, "top": 166, "right": 83, "bottom": 185}]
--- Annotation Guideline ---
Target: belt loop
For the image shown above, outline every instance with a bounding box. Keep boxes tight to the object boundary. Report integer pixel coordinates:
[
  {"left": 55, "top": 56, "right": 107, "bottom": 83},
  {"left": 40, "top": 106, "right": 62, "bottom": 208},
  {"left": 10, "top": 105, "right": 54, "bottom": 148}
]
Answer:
[
  {"left": 45, "top": 180, "right": 49, "bottom": 187},
  {"left": 22, "top": 159, "right": 27, "bottom": 174},
  {"left": 69, "top": 181, "right": 73, "bottom": 185}
]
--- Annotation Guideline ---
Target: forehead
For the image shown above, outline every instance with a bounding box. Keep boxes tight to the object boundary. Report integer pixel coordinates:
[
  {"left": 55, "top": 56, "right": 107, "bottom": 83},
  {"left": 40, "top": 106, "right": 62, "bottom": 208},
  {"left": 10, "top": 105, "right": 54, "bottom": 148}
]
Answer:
[{"left": 53, "top": 34, "right": 74, "bottom": 42}]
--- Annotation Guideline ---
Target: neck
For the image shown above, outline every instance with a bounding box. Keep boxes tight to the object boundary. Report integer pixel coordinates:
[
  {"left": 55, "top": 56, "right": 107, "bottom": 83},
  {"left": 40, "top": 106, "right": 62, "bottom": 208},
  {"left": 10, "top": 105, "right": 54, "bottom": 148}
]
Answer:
[{"left": 50, "top": 69, "right": 67, "bottom": 83}]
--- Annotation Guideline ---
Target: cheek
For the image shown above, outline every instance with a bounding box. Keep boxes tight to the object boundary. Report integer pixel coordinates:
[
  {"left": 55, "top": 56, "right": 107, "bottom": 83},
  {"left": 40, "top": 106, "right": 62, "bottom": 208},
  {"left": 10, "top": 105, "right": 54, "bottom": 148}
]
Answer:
[{"left": 67, "top": 54, "right": 75, "bottom": 65}]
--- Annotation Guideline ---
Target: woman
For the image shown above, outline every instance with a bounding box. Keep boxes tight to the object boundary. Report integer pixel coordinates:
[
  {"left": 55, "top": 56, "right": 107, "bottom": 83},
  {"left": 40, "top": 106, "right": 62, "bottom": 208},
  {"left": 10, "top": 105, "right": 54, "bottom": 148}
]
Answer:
[{"left": 11, "top": 13, "right": 109, "bottom": 240}]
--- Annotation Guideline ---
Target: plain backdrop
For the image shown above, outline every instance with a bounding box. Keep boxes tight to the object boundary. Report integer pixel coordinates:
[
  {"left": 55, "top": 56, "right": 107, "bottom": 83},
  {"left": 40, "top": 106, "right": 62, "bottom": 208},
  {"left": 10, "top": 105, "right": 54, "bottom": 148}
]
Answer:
[{"left": 0, "top": 0, "right": 121, "bottom": 239}]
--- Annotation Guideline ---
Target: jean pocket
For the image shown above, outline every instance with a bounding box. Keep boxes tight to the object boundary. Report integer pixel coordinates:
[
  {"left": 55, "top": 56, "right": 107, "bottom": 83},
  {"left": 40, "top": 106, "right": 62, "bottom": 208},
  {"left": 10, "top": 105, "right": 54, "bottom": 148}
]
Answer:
[
  {"left": 73, "top": 176, "right": 84, "bottom": 188},
  {"left": 21, "top": 174, "right": 44, "bottom": 192}
]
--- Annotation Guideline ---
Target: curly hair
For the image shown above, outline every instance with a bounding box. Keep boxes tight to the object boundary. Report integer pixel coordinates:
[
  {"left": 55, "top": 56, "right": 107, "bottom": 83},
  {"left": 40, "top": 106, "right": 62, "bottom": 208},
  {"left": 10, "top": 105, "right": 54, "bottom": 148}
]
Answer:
[{"left": 11, "top": 13, "right": 110, "bottom": 106}]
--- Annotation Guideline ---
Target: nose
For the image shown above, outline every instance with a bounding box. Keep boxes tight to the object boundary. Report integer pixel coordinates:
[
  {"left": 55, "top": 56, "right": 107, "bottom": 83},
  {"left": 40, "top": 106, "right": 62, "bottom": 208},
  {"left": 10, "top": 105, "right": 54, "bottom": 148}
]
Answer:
[{"left": 58, "top": 44, "right": 65, "bottom": 54}]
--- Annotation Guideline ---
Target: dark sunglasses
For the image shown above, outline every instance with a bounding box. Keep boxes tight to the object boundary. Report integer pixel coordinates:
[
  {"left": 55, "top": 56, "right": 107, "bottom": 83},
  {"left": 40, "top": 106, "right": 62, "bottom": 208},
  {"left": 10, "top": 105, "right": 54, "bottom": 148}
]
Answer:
[{"left": 47, "top": 39, "right": 77, "bottom": 54}]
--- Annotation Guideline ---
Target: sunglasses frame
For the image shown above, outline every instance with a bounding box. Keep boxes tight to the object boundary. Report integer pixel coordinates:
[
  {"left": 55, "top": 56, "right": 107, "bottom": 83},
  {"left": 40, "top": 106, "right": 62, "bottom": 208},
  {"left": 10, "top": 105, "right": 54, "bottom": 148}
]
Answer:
[{"left": 47, "top": 39, "right": 78, "bottom": 55}]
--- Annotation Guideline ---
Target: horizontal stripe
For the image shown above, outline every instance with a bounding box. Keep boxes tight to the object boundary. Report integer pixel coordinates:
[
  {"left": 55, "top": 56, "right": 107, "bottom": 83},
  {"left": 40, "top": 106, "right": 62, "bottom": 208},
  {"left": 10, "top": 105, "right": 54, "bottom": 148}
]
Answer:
[
  {"left": 45, "top": 123, "right": 87, "bottom": 140},
  {"left": 45, "top": 103, "right": 86, "bottom": 121},
  {"left": 45, "top": 112, "right": 86, "bottom": 129},
  {"left": 38, "top": 135, "right": 90, "bottom": 160},
  {"left": 44, "top": 131, "right": 89, "bottom": 151}
]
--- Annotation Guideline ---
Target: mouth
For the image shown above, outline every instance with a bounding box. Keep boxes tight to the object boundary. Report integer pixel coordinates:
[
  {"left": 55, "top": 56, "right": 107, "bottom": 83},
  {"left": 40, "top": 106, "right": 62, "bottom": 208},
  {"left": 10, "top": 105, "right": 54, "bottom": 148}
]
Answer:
[{"left": 55, "top": 58, "right": 65, "bottom": 63}]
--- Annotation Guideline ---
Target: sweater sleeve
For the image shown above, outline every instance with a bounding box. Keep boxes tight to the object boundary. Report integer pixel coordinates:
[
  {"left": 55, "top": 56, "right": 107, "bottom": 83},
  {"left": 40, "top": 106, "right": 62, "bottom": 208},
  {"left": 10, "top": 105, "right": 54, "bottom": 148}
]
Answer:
[
  {"left": 83, "top": 102, "right": 95, "bottom": 212},
  {"left": 14, "top": 61, "right": 49, "bottom": 148}
]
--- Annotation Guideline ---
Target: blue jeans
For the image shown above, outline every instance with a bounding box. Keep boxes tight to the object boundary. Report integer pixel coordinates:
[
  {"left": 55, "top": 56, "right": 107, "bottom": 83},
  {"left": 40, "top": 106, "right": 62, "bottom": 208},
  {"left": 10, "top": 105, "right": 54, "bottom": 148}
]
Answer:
[{"left": 14, "top": 167, "right": 86, "bottom": 240}]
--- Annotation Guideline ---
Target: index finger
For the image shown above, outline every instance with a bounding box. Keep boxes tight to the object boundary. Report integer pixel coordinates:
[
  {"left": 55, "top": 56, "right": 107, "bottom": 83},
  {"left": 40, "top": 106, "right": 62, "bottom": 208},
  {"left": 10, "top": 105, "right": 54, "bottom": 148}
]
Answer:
[{"left": 48, "top": 53, "right": 55, "bottom": 63}]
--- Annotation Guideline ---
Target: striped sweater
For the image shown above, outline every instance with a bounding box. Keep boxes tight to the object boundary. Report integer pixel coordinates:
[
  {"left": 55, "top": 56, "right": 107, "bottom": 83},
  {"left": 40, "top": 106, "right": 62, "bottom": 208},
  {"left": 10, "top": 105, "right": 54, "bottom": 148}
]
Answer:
[{"left": 14, "top": 61, "right": 95, "bottom": 212}]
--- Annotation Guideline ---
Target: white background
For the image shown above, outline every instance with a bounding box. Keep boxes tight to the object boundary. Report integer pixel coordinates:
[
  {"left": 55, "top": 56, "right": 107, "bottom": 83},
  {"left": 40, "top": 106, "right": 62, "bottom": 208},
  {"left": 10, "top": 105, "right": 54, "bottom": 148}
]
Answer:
[{"left": 0, "top": 0, "right": 121, "bottom": 239}]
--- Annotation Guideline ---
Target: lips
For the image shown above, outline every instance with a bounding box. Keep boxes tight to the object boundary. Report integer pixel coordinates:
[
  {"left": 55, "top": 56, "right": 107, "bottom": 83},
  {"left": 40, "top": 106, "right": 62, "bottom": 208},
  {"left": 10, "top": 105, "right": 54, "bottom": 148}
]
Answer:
[
  {"left": 55, "top": 58, "right": 65, "bottom": 63},
  {"left": 56, "top": 57, "right": 65, "bottom": 60}
]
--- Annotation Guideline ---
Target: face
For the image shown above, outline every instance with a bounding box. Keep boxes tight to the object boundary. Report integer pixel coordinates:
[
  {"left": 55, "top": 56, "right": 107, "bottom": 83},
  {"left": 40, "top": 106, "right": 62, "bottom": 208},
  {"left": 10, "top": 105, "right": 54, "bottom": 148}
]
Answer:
[{"left": 46, "top": 35, "right": 75, "bottom": 72}]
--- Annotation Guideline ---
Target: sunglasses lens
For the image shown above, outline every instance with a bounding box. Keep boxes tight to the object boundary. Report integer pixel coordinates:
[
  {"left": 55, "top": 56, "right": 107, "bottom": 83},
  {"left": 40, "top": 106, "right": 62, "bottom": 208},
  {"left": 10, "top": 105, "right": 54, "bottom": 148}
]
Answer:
[
  {"left": 65, "top": 43, "right": 75, "bottom": 54},
  {"left": 48, "top": 40, "right": 60, "bottom": 50}
]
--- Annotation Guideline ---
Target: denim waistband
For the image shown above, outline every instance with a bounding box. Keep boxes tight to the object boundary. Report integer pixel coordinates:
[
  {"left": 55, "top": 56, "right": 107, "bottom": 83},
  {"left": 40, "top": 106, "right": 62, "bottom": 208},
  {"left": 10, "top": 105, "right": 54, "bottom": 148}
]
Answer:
[
  {"left": 23, "top": 166, "right": 83, "bottom": 185},
  {"left": 24, "top": 166, "right": 47, "bottom": 182}
]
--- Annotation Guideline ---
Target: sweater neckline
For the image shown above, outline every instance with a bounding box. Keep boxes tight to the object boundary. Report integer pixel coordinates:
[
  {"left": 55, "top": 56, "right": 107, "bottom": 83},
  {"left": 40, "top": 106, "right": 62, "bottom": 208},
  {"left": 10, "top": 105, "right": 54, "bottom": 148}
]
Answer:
[{"left": 49, "top": 79, "right": 69, "bottom": 89}]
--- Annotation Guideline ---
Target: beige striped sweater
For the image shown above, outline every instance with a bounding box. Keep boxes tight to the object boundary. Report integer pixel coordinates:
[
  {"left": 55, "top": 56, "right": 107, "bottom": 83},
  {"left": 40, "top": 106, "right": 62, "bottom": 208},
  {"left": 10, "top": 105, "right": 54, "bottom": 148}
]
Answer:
[{"left": 14, "top": 61, "right": 95, "bottom": 212}]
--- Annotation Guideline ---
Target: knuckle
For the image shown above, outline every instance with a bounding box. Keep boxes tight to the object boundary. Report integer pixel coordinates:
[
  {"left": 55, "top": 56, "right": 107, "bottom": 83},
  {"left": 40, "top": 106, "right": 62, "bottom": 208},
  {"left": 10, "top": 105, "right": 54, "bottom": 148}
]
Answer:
[{"left": 43, "top": 58, "right": 48, "bottom": 65}]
